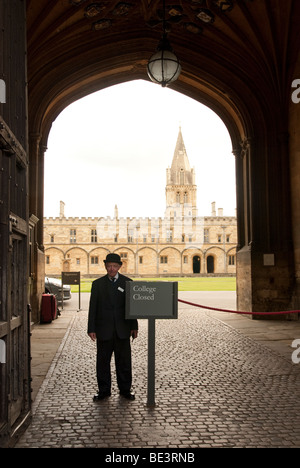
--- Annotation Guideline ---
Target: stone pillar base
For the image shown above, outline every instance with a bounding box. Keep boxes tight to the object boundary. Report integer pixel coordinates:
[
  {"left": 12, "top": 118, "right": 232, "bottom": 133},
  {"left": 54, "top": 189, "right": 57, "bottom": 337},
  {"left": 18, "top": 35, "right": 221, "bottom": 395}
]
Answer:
[{"left": 237, "top": 246, "right": 297, "bottom": 320}]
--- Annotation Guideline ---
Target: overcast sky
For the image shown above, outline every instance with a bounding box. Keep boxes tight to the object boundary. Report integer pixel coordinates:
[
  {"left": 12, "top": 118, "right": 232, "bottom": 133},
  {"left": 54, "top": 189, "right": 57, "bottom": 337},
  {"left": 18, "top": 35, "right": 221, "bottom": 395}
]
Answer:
[{"left": 44, "top": 80, "right": 236, "bottom": 219}]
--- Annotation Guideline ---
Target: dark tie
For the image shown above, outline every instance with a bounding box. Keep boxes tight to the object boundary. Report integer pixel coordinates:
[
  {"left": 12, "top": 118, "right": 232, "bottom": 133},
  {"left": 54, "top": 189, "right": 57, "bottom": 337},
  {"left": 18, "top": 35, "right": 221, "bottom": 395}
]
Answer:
[{"left": 110, "top": 277, "right": 116, "bottom": 286}]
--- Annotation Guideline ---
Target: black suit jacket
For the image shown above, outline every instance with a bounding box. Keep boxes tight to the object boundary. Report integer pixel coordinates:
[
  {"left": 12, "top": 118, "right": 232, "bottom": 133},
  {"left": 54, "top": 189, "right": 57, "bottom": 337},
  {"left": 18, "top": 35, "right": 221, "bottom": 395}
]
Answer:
[{"left": 87, "top": 274, "right": 138, "bottom": 340}]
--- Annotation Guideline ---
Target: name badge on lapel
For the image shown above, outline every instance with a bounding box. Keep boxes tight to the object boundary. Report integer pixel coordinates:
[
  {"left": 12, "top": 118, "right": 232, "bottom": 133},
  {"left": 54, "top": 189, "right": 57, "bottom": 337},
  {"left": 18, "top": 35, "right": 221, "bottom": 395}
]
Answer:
[{"left": 118, "top": 287, "right": 124, "bottom": 293}]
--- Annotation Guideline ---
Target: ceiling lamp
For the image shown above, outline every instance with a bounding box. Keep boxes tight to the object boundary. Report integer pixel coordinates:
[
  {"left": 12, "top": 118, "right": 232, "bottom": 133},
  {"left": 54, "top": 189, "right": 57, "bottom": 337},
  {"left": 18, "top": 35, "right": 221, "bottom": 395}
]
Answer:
[{"left": 147, "top": 0, "right": 181, "bottom": 87}]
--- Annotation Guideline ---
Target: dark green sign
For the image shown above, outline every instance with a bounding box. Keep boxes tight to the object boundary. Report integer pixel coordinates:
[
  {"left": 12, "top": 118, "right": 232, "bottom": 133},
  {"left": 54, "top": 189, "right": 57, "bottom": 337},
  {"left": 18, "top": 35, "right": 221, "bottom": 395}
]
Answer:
[
  {"left": 61, "top": 271, "right": 80, "bottom": 285},
  {"left": 61, "top": 271, "right": 81, "bottom": 311},
  {"left": 125, "top": 281, "right": 178, "bottom": 319}
]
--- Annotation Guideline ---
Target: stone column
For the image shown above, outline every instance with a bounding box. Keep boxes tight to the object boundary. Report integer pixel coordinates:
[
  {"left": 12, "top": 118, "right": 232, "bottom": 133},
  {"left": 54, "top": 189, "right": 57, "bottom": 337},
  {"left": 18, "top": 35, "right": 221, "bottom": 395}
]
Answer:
[
  {"left": 236, "top": 134, "right": 294, "bottom": 317},
  {"left": 29, "top": 133, "right": 41, "bottom": 219},
  {"left": 37, "top": 143, "right": 47, "bottom": 251}
]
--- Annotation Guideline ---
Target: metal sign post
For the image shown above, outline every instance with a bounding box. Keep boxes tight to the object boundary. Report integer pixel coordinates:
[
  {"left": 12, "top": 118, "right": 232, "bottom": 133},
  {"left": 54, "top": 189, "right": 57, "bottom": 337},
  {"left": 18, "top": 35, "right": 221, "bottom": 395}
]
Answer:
[
  {"left": 147, "top": 318, "right": 156, "bottom": 407},
  {"left": 126, "top": 281, "right": 178, "bottom": 407},
  {"left": 61, "top": 271, "right": 81, "bottom": 311}
]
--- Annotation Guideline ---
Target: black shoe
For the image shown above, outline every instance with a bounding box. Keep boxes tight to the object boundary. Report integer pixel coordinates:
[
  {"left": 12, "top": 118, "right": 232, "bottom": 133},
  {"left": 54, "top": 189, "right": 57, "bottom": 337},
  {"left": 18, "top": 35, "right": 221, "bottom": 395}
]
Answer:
[
  {"left": 93, "top": 391, "right": 111, "bottom": 401},
  {"left": 120, "top": 390, "right": 135, "bottom": 400}
]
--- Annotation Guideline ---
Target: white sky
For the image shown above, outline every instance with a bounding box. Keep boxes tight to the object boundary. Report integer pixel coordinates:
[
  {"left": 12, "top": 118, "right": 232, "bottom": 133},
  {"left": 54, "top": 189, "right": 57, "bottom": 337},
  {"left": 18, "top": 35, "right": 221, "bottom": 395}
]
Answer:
[{"left": 44, "top": 80, "right": 236, "bottom": 219}]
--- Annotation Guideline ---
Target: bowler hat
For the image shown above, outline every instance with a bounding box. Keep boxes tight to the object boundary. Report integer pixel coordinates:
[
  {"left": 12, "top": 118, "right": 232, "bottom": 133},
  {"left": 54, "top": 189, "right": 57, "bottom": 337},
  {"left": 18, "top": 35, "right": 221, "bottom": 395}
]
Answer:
[{"left": 104, "top": 253, "right": 122, "bottom": 265}]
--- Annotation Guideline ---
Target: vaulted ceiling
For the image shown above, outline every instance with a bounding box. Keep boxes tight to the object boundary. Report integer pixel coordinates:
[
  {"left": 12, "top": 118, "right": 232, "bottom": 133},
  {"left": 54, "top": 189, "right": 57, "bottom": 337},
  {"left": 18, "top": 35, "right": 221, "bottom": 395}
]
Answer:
[{"left": 26, "top": 0, "right": 300, "bottom": 147}]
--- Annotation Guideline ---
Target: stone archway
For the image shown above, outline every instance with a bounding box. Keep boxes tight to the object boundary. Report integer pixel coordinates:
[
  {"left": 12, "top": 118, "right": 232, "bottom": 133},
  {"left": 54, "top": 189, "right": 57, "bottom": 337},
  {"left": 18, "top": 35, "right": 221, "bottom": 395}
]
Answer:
[
  {"left": 25, "top": 1, "right": 300, "bottom": 317},
  {"left": 2, "top": 0, "right": 300, "bottom": 448}
]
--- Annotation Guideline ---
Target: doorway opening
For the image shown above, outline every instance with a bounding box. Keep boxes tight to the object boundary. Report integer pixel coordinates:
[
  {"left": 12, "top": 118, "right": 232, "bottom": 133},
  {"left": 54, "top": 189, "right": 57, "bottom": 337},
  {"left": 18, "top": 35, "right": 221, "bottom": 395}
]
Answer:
[
  {"left": 193, "top": 255, "right": 201, "bottom": 273},
  {"left": 207, "top": 255, "right": 214, "bottom": 274},
  {"left": 44, "top": 80, "right": 236, "bottom": 278}
]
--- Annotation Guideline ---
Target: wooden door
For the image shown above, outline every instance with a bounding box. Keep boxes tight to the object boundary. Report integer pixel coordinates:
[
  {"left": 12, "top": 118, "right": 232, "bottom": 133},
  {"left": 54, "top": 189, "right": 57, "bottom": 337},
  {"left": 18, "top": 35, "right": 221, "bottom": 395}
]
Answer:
[
  {"left": 0, "top": 0, "right": 30, "bottom": 446},
  {"left": 0, "top": 120, "right": 30, "bottom": 445}
]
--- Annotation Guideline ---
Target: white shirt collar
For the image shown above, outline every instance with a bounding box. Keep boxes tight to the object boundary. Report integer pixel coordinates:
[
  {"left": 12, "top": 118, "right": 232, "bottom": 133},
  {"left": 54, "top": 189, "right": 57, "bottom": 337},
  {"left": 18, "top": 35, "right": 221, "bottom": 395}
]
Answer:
[{"left": 110, "top": 272, "right": 119, "bottom": 281}]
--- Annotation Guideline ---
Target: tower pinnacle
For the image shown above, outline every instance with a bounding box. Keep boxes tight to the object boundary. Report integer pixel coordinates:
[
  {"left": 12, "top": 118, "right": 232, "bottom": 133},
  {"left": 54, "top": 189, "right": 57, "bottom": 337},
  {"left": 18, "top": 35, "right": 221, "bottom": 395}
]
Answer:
[{"left": 166, "top": 127, "right": 197, "bottom": 217}]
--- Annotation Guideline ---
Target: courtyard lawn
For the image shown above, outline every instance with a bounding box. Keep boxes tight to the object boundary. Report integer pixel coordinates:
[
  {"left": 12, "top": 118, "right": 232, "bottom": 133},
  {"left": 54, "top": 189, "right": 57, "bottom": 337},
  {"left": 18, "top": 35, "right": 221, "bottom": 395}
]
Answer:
[
  {"left": 141, "top": 277, "right": 236, "bottom": 291},
  {"left": 71, "top": 276, "right": 236, "bottom": 293}
]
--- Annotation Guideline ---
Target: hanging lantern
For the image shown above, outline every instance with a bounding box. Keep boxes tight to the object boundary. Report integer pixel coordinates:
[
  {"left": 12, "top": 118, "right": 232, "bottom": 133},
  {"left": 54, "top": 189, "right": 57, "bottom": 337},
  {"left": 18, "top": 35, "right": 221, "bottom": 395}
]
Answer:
[
  {"left": 147, "top": 0, "right": 181, "bottom": 87},
  {"left": 147, "top": 34, "right": 181, "bottom": 87}
]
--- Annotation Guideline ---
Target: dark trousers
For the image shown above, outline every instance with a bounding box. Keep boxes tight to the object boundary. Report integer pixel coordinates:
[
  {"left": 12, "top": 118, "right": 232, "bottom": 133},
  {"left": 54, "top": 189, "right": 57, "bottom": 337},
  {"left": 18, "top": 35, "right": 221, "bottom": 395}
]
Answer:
[{"left": 96, "top": 334, "right": 132, "bottom": 393}]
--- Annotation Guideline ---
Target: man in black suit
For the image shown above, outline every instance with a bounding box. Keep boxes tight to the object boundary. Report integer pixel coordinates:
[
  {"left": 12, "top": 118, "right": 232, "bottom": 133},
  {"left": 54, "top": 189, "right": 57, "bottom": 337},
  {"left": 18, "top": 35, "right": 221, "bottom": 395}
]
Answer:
[{"left": 88, "top": 253, "right": 138, "bottom": 401}]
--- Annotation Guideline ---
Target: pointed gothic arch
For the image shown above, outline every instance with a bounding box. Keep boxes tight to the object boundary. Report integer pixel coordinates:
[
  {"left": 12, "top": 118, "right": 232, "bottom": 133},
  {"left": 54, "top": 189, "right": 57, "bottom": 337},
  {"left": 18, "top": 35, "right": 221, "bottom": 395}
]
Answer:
[
  {"left": 6, "top": 0, "right": 300, "bottom": 374},
  {"left": 1, "top": 0, "right": 300, "bottom": 446}
]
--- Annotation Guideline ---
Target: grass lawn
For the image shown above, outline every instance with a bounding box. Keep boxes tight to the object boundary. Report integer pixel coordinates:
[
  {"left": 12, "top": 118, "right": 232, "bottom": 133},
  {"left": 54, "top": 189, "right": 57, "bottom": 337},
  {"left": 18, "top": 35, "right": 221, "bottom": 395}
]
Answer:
[{"left": 71, "top": 276, "right": 236, "bottom": 293}]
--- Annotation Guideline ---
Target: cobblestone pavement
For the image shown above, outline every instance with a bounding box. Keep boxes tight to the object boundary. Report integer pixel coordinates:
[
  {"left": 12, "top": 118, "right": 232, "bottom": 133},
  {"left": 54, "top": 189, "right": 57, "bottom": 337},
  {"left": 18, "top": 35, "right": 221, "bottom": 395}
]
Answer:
[{"left": 16, "top": 301, "right": 300, "bottom": 449}]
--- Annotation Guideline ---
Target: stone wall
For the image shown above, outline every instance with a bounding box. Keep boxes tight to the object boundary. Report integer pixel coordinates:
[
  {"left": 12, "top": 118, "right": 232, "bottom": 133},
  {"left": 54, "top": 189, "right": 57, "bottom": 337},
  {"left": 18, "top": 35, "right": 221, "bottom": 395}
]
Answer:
[{"left": 44, "top": 214, "right": 237, "bottom": 277}]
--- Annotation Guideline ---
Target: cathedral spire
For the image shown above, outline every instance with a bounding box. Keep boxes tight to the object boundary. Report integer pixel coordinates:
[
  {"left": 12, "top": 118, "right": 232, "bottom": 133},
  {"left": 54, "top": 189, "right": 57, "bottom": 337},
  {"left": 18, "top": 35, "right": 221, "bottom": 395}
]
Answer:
[
  {"left": 170, "top": 126, "right": 191, "bottom": 181},
  {"left": 166, "top": 127, "right": 197, "bottom": 217}
]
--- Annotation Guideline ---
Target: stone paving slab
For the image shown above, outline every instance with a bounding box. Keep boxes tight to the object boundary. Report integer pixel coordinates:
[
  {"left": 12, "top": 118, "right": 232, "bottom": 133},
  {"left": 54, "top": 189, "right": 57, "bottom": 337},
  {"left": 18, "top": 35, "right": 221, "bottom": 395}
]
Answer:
[
  {"left": 29, "top": 311, "right": 75, "bottom": 401},
  {"left": 16, "top": 293, "right": 300, "bottom": 449}
]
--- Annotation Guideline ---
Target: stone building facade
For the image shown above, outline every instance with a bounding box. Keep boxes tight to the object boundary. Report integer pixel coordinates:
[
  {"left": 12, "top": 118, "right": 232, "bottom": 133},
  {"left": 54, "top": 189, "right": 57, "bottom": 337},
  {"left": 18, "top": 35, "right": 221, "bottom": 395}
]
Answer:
[{"left": 44, "top": 128, "right": 237, "bottom": 277}]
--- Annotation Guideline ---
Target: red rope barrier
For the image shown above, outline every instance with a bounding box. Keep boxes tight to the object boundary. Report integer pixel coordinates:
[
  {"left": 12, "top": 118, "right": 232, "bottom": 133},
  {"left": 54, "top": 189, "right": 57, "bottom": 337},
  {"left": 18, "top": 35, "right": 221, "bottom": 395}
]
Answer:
[{"left": 178, "top": 299, "right": 300, "bottom": 316}]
